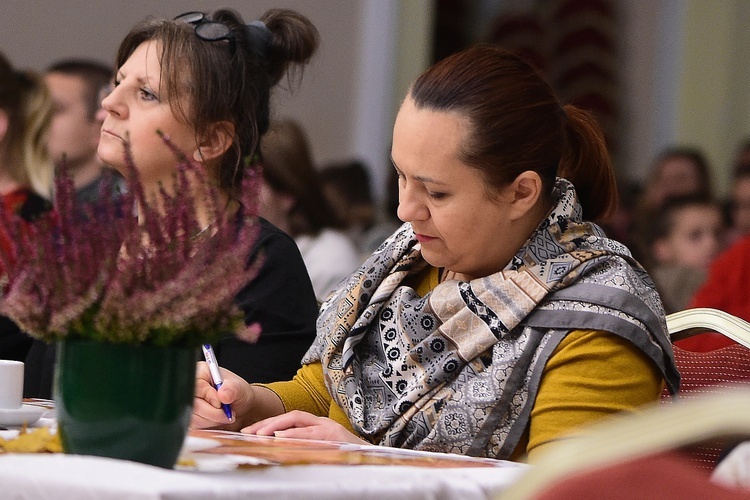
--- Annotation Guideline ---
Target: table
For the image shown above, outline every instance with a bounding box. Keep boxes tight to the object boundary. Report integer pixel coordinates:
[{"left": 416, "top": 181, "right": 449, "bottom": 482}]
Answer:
[{"left": 0, "top": 427, "right": 527, "bottom": 499}]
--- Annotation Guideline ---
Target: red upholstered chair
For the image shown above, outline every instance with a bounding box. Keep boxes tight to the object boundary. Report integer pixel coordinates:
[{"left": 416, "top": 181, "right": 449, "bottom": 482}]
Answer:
[
  {"left": 661, "top": 308, "right": 750, "bottom": 469},
  {"left": 666, "top": 308, "right": 750, "bottom": 349},
  {"left": 499, "top": 309, "right": 750, "bottom": 499}
]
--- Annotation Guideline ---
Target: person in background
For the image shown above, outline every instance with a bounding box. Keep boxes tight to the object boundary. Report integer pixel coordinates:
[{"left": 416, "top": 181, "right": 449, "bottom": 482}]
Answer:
[
  {"left": 645, "top": 195, "right": 725, "bottom": 314},
  {"left": 193, "top": 45, "right": 678, "bottom": 464},
  {"left": 0, "top": 58, "right": 53, "bottom": 202},
  {"left": 681, "top": 231, "right": 750, "bottom": 352},
  {"left": 632, "top": 147, "right": 714, "bottom": 262},
  {"left": 0, "top": 51, "right": 54, "bottom": 362},
  {"left": 319, "top": 159, "right": 400, "bottom": 260},
  {"left": 638, "top": 147, "right": 713, "bottom": 211},
  {"left": 23, "top": 59, "right": 124, "bottom": 392},
  {"left": 44, "top": 59, "right": 123, "bottom": 216},
  {"left": 259, "top": 119, "right": 361, "bottom": 302},
  {"left": 678, "top": 140, "right": 750, "bottom": 352},
  {"left": 22, "top": 8, "right": 322, "bottom": 397}
]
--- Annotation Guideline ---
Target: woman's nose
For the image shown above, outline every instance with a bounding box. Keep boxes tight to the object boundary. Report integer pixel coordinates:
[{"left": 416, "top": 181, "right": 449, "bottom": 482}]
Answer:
[
  {"left": 396, "top": 187, "right": 428, "bottom": 223},
  {"left": 100, "top": 83, "right": 124, "bottom": 119},
  {"left": 96, "top": 84, "right": 113, "bottom": 122}
]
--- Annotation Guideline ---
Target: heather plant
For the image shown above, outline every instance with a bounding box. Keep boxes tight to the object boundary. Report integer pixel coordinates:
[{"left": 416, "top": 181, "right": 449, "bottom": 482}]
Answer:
[{"left": 0, "top": 133, "right": 262, "bottom": 347}]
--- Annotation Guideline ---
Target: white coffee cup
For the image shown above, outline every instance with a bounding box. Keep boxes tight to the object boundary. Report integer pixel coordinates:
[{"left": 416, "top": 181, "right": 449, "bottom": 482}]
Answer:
[{"left": 0, "top": 360, "right": 24, "bottom": 409}]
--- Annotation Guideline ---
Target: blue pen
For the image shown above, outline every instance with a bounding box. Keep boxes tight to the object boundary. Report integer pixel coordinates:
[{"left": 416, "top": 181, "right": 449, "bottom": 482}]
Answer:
[{"left": 201, "top": 344, "right": 233, "bottom": 420}]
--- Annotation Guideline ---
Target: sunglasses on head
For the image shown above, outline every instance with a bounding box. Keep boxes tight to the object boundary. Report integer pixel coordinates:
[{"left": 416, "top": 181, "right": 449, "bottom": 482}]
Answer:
[{"left": 174, "top": 11, "right": 236, "bottom": 54}]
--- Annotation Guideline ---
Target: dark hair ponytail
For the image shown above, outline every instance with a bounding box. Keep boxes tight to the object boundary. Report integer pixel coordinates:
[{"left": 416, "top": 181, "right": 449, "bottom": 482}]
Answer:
[{"left": 559, "top": 105, "right": 617, "bottom": 221}]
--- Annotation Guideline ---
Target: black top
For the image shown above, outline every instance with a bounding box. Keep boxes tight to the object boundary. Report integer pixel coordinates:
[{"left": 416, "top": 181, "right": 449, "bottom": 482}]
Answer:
[
  {"left": 0, "top": 190, "right": 51, "bottom": 363},
  {"left": 214, "top": 218, "right": 319, "bottom": 383},
  {"left": 22, "top": 217, "right": 319, "bottom": 398}
]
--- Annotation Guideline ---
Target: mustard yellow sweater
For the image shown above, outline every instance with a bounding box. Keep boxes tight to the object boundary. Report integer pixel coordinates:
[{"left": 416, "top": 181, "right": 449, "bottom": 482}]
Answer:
[{"left": 267, "top": 267, "right": 663, "bottom": 463}]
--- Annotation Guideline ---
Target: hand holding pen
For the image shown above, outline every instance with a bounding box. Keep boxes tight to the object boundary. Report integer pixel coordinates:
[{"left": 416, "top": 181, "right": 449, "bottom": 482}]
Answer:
[{"left": 201, "top": 344, "right": 233, "bottom": 421}]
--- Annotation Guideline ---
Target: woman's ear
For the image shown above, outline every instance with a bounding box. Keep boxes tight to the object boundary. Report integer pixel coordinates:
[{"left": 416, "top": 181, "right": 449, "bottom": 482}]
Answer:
[
  {"left": 507, "top": 170, "right": 543, "bottom": 220},
  {"left": 192, "top": 121, "right": 235, "bottom": 163}
]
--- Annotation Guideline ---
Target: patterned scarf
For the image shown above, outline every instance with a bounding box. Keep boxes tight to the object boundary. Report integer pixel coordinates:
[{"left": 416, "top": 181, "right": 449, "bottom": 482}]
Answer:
[{"left": 303, "top": 178, "right": 679, "bottom": 459}]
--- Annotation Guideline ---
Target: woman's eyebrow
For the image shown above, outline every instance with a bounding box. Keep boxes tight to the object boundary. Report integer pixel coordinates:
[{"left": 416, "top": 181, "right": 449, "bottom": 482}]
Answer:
[
  {"left": 413, "top": 175, "right": 447, "bottom": 185},
  {"left": 138, "top": 75, "right": 157, "bottom": 87},
  {"left": 390, "top": 157, "right": 447, "bottom": 185}
]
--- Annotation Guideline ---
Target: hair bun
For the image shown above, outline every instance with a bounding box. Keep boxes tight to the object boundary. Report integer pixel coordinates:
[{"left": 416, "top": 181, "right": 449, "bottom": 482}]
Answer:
[{"left": 246, "top": 21, "right": 272, "bottom": 60}]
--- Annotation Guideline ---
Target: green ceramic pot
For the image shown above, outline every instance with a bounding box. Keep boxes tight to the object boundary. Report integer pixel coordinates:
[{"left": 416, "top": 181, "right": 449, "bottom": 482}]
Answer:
[{"left": 54, "top": 339, "right": 197, "bottom": 469}]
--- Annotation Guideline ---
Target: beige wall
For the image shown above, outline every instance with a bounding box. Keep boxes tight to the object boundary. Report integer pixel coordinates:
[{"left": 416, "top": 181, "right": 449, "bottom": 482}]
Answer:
[
  {"left": 620, "top": 0, "right": 750, "bottom": 196},
  {"left": 675, "top": 0, "right": 750, "bottom": 195}
]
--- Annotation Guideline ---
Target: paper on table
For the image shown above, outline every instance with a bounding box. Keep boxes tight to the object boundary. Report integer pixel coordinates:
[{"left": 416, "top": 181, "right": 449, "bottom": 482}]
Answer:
[{"left": 189, "top": 429, "right": 518, "bottom": 469}]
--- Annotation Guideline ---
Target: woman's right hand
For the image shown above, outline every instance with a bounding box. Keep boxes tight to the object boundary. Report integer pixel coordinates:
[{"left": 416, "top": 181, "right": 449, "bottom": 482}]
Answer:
[{"left": 192, "top": 361, "right": 254, "bottom": 431}]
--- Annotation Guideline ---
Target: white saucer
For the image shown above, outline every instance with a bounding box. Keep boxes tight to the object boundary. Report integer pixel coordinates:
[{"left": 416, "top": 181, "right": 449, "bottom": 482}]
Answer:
[{"left": 0, "top": 404, "right": 47, "bottom": 427}]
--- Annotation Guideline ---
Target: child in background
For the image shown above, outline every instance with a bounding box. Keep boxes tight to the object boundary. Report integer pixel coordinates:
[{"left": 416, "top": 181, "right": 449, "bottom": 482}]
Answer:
[{"left": 647, "top": 195, "right": 725, "bottom": 313}]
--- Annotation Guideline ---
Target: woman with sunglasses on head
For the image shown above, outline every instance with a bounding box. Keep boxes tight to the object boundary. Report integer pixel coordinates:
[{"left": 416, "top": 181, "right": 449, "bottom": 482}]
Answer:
[
  {"left": 193, "top": 45, "right": 679, "bottom": 463},
  {"left": 21, "top": 8, "right": 322, "bottom": 398},
  {"left": 100, "top": 8, "right": 322, "bottom": 384}
]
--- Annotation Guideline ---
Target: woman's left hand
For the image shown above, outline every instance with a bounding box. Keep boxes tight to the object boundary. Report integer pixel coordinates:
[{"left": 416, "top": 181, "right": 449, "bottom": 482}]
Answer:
[{"left": 242, "top": 410, "right": 368, "bottom": 445}]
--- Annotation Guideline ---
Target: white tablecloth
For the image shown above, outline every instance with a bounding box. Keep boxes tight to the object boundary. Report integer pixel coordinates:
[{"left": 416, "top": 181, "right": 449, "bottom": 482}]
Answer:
[{"left": 0, "top": 453, "right": 527, "bottom": 500}]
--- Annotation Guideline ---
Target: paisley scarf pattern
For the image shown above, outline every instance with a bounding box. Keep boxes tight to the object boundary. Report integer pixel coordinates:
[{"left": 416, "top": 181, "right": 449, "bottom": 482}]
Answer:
[{"left": 303, "top": 178, "right": 679, "bottom": 459}]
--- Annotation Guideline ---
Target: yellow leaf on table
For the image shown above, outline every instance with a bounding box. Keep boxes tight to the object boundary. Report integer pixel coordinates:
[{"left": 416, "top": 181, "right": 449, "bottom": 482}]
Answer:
[{"left": 0, "top": 427, "right": 61, "bottom": 453}]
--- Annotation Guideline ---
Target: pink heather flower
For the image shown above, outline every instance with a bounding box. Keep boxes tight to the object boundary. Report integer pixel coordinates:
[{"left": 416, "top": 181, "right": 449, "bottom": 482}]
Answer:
[
  {"left": 0, "top": 134, "right": 263, "bottom": 347},
  {"left": 237, "top": 322, "right": 262, "bottom": 344}
]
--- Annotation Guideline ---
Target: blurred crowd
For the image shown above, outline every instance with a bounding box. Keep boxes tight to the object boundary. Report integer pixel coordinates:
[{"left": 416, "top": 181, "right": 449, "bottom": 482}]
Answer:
[
  {"left": 4, "top": 40, "right": 750, "bottom": 353},
  {"left": 604, "top": 143, "right": 750, "bottom": 321}
]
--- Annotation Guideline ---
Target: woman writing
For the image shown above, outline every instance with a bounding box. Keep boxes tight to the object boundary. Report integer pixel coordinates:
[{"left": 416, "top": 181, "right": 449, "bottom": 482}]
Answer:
[
  {"left": 193, "top": 45, "right": 679, "bottom": 462},
  {"left": 22, "top": 7, "right": 322, "bottom": 396}
]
